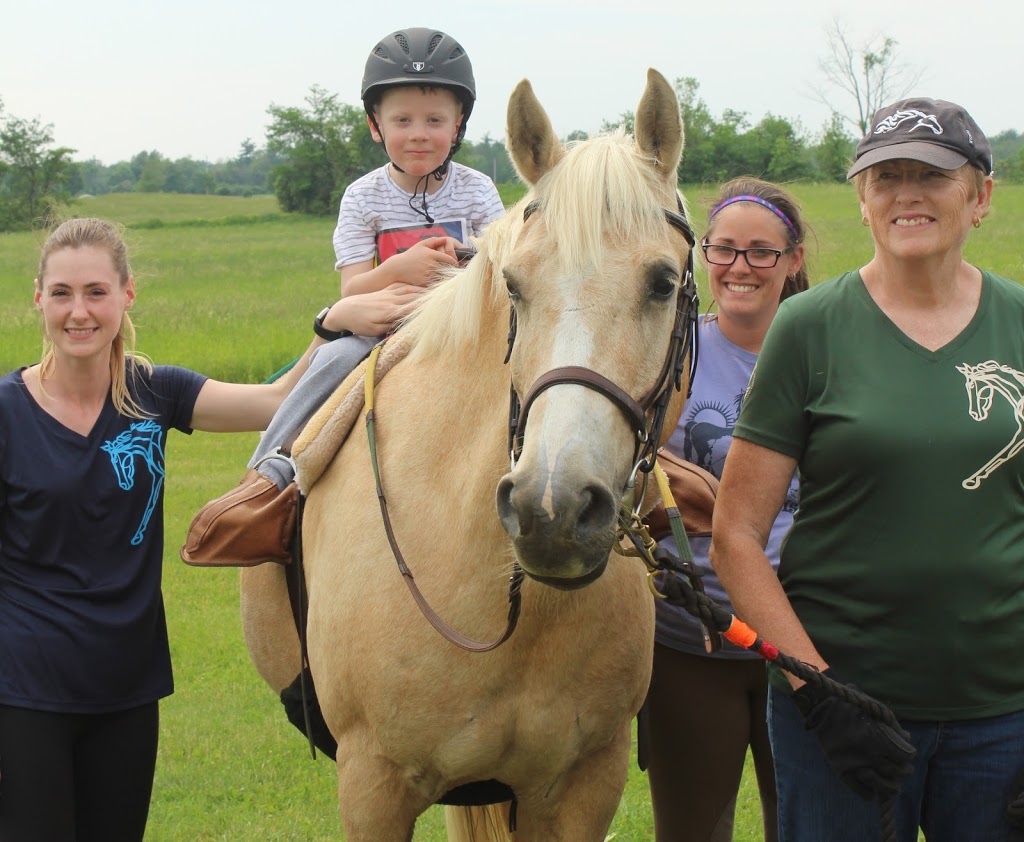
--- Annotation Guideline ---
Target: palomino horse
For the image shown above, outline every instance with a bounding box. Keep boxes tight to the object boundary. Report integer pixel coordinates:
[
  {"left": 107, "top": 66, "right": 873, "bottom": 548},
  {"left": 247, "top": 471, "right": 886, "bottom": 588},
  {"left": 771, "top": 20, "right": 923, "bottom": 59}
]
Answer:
[{"left": 240, "top": 68, "right": 695, "bottom": 841}]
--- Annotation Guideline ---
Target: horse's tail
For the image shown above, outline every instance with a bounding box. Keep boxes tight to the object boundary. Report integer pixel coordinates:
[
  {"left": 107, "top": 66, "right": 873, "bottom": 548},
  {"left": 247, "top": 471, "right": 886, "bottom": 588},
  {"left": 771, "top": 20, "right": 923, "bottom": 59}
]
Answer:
[{"left": 444, "top": 803, "right": 513, "bottom": 842}]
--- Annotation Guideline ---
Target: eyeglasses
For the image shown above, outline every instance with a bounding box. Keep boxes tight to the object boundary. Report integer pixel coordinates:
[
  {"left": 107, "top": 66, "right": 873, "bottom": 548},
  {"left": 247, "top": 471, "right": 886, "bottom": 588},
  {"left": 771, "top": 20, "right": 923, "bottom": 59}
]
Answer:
[{"left": 701, "top": 241, "right": 792, "bottom": 269}]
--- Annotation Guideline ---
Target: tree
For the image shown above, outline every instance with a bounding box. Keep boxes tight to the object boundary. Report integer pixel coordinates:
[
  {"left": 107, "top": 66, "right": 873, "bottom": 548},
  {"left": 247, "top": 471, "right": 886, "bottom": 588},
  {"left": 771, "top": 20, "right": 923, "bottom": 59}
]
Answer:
[
  {"left": 815, "top": 113, "right": 855, "bottom": 182},
  {"left": 812, "top": 19, "right": 923, "bottom": 136},
  {"left": 674, "top": 77, "right": 716, "bottom": 183},
  {"left": 0, "top": 104, "right": 76, "bottom": 230},
  {"left": 600, "top": 111, "right": 635, "bottom": 135},
  {"left": 266, "top": 85, "right": 386, "bottom": 215}
]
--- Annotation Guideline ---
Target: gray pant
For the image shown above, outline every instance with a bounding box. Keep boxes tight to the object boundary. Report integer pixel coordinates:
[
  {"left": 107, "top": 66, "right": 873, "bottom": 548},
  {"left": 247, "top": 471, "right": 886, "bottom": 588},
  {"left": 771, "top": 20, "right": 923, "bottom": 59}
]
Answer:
[{"left": 249, "top": 333, "right": 377, "bottom": 488}]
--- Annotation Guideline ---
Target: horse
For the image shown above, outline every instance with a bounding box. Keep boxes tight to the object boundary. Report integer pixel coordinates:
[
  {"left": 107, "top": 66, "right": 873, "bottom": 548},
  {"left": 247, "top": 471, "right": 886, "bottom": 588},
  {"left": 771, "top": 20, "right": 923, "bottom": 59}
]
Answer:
[
  {"left": 957, "top": 359, "right": 1024, "bottom": 489},
  {"left": 240, "top": 68, "right": 695, "bottom": 841},
  {"left": 101, "top": 418, "right": 165, "bottom": 545}
]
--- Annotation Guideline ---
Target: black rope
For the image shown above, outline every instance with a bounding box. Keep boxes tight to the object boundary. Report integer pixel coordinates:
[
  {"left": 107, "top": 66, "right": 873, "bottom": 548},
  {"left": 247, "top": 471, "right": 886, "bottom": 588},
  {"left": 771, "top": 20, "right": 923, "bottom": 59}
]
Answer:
[{"left": 650, "top": 550, "right": 900, "bottom": 842}]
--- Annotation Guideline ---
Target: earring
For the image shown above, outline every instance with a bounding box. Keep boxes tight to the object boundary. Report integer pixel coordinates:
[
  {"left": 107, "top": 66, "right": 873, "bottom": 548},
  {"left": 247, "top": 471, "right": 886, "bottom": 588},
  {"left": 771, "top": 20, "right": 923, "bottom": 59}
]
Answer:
[{"left": 973, "top": 219, "right": 981, "bottom": 229}]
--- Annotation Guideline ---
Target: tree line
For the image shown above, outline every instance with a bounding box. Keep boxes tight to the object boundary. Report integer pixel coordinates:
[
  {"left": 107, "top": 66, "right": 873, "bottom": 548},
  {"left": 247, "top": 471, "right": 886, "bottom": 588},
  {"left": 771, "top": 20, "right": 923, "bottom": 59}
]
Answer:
[{"left": 2, "top": 80, "right": 1024, "bottom": 231}]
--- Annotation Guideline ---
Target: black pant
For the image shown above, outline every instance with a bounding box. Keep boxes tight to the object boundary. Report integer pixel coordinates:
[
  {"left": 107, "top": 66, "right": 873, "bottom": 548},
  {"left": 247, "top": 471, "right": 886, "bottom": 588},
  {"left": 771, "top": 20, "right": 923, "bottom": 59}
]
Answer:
[
  {"left": 645, "top": 643, "right": 778, "bottom": 842},
  {"left": 0, "top": 701, "right": 159, "bottom": 842}
]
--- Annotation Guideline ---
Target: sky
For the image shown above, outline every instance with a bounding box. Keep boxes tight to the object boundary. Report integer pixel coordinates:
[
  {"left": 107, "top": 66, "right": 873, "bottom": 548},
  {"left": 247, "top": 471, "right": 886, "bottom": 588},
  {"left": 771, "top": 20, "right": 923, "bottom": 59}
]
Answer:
[{"left": 2, "top": 0, "right": 1020, "bottom": 166}]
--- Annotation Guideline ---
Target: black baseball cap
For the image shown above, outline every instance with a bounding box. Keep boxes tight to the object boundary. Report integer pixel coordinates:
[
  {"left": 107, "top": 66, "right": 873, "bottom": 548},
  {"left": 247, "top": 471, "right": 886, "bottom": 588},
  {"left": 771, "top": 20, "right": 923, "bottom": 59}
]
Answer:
[{"left": 847, "top": 97, "right": 993, "bottom": 179}]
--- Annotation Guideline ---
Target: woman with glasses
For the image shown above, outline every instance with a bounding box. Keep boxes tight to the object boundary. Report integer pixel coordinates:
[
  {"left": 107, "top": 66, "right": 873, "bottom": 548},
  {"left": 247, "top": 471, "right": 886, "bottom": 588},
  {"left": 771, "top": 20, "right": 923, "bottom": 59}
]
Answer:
[
  {"left": 711, "top": 99, "right": 1024, "bottom": 841},
  {"left": 644, "top": 177, "right": 807, "bottom": 842}
]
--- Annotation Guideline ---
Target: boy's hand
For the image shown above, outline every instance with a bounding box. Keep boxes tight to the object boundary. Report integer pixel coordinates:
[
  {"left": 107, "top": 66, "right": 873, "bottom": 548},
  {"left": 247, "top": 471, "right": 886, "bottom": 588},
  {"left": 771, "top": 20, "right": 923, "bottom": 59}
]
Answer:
[
  {"left": 337, "top": 283, "right": 424, "bottom": 336},
  {"left": 392, "top": 236, "right": 459, "bottom": 287}
]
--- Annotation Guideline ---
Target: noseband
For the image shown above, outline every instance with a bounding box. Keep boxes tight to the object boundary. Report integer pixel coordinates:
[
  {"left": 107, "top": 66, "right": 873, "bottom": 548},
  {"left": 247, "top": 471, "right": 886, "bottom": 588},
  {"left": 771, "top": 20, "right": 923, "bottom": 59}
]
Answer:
[{"left": 505, "top": 198, "right": 700, "bottom": 503}]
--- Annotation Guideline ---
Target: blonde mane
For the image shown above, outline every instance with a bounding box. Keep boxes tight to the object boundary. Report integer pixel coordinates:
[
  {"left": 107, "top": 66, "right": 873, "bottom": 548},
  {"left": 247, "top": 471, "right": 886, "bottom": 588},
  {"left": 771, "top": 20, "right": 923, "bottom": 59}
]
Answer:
[{"left": 408, "top": 130, "right": 685, "bottom": 364}]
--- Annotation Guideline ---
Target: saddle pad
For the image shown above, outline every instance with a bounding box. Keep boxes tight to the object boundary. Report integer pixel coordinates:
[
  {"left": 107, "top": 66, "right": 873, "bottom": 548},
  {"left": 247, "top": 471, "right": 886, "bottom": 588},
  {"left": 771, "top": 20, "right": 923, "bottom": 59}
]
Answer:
[{"left": 293, "top": 331, "right": 413, "bottom": 494}]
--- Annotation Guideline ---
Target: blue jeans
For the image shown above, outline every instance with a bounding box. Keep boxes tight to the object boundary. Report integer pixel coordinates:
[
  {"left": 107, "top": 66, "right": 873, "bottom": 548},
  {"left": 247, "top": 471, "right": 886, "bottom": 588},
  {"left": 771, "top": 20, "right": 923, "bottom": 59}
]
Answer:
[{"left": 768, "top": 684, "right": 1024, "bottom": 842}]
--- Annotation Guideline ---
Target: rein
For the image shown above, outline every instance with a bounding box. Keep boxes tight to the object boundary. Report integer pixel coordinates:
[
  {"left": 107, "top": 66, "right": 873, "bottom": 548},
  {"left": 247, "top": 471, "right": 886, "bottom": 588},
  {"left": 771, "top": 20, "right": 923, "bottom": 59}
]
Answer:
[{"left": 364, "top": 343, "right": 526, "bottom": 653}]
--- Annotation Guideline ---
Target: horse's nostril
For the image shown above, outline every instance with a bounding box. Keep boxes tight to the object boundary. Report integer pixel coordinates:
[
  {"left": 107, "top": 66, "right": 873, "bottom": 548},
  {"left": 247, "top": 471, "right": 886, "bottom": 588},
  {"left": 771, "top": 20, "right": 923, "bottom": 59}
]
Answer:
[
  {"left": 575, "top": 484, "right": 616, "bottom": 541},
  {"left": 496, "top": 477, "right": 522, "bottom": 539}
]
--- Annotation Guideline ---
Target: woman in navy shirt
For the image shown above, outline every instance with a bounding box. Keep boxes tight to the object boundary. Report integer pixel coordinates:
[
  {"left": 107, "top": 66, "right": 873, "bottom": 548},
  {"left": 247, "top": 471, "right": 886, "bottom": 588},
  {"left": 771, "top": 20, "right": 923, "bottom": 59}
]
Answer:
[{"left": 0, "top": 217, "right": 352, "bottom": 841}]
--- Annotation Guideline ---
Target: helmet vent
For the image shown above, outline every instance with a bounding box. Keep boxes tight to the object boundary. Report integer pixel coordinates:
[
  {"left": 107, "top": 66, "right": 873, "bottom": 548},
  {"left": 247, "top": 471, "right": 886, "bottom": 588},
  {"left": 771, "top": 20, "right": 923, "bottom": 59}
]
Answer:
[
  {"left": 373, "top": 45, "right": 393, "bottom": 61},
  {"left": 427, "top": 33, "right": 443, "bottom": 55},
  {"left": 448, "top": 46, "right": 465, "bottom": 60},
  {"left": 394, "top": 33, "right": 410, "bottom": 54}
]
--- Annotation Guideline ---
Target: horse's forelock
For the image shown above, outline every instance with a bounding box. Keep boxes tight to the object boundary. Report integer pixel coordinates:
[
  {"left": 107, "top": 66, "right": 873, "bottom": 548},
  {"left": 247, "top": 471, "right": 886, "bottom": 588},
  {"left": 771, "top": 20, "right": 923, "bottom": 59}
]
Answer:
[{"left": 538, "top": 132, "right": 671, "bottom": 275}]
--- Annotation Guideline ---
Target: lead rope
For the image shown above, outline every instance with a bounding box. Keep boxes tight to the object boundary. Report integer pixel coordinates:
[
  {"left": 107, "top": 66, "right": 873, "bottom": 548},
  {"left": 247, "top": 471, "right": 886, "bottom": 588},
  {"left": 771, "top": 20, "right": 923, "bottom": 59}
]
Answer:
[{"left": 618, "top": 462, "right": 899, "bottom": 842}]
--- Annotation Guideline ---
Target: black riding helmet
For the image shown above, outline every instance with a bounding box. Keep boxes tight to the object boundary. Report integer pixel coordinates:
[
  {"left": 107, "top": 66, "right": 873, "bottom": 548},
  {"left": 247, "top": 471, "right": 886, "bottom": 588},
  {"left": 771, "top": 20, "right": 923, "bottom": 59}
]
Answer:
[{"left": 361, "top": 28, "right": 476, "bottom": 166}]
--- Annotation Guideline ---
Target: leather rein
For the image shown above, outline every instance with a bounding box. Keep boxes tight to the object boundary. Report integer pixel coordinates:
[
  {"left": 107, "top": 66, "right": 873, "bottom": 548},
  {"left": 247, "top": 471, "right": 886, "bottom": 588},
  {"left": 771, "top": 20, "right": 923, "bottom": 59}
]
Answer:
[{"left": 366, "top": 196, "right": 698, "bottom": 653}]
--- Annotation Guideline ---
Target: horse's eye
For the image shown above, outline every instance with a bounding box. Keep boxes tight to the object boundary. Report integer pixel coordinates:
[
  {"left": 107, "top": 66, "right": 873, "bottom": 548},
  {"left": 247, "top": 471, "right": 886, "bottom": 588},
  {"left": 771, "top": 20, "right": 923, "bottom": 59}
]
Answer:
[
  {"left": 649, "top": 272, "right": 676, "bottom": 300},
  {"left": 503, "top": 269, "right": 522, "bottom": 301}
]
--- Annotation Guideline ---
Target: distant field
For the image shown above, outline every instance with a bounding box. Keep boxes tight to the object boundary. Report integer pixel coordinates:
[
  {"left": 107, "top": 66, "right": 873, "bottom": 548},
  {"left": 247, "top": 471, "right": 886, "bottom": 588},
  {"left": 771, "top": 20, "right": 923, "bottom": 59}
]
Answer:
[
  {"left": 75, "top": 192, "right": 281, "bottom": 224},
  {"left": 1, "top": 185, "right": 1021, "bottom": 840}
]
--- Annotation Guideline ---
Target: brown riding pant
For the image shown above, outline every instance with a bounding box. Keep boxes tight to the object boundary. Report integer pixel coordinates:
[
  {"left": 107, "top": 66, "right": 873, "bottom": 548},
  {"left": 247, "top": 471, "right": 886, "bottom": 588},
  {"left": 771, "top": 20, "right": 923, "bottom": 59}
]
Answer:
[{"left": 644, "top": 643, "right": 778, "bottom": 842}]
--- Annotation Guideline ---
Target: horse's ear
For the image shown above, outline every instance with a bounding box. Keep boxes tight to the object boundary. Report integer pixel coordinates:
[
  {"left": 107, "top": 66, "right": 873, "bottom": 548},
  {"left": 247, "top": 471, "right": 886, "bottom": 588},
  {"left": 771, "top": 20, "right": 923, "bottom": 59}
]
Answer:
[
  {"left": 634, "top": 68, "right": 685, "bottom": 184},
  {"left": 506, "top": 79, "right": 565, "bottom": 186}
]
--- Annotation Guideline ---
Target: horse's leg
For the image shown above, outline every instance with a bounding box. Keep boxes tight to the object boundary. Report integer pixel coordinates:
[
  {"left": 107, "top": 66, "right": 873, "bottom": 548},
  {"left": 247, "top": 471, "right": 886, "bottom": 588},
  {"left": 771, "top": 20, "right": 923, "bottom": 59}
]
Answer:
[
  {"left": 334, "top": 750, "right": 426, "bottom": 842},
  {"left": 514, "top": 721, "right": 632, "bottom": 841}
]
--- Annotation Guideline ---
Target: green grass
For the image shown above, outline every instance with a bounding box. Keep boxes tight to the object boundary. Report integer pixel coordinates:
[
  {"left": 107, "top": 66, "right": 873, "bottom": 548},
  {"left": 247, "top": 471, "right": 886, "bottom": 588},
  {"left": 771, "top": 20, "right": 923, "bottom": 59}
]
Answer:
[{"left": 2, "top": 185, "right": 1022, "bottom": 840}]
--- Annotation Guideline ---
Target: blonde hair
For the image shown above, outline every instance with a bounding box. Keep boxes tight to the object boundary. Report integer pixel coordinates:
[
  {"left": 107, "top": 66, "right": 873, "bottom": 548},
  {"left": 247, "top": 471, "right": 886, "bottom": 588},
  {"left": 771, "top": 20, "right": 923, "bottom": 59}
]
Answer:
[{"left": 35, "top": 217, "right": 153, "bottom": 418}]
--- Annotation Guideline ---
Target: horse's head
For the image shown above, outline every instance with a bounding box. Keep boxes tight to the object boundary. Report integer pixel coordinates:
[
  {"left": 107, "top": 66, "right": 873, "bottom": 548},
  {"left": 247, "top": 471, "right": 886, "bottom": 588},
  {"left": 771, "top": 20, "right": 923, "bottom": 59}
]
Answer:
[
  {"left": 102, "top": 430, "right": 136, "bottom": 490},
  {"left": 495, "top": 69, "right": 695, "bottom": 589}
]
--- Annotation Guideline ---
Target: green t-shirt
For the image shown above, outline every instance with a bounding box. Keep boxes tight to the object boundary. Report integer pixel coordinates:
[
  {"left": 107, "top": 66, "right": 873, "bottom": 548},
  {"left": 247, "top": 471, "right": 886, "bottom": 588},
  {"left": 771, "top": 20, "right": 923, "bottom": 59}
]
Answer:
[{"left": 736, "top": 270, "right": 1024, "bottom": 720}]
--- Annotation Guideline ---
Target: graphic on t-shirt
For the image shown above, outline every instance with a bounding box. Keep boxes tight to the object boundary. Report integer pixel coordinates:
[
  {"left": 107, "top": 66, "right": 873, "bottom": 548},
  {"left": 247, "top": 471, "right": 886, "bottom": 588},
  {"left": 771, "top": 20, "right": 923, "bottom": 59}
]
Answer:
[
  {"left": 957, "top": 359, "right": 1024, "bottom": 490},
  {"left": 376, "top": 218, "right": 468, "bottom": 263},
  {"left": 683, "top": 390, "right": 798, "bottom": 514},
  {"left": 682, "top": 395, "right": 744, "bottom": 478},
  {"left": 101, "top": 419, "right": 166, "bottom": 545}
]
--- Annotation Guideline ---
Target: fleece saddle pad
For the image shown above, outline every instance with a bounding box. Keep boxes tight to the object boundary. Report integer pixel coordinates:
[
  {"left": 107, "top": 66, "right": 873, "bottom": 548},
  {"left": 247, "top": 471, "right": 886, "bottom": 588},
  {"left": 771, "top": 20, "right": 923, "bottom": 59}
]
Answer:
[{"left": 292, "top": 331, "right": 413, "bottom": 495}]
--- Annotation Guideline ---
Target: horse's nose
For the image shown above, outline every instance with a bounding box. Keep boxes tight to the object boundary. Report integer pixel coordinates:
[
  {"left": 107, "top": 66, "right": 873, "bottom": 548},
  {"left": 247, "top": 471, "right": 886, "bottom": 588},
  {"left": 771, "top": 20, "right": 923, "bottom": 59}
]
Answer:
[{"left": 496, "top": 474, "right": 618, "bottom": 576}]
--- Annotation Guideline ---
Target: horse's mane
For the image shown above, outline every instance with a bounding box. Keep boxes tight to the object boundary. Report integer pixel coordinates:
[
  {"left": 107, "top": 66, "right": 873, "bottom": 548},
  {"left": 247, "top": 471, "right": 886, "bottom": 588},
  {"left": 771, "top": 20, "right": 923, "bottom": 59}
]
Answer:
[{"left": 407, "top": 130, "right": 684, "bottom": 363}]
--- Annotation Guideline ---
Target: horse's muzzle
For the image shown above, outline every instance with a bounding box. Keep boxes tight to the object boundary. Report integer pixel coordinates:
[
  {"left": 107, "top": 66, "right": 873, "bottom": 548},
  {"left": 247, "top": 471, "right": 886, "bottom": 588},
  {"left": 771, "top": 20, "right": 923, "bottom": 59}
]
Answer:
[{"left": 495, "top": 474, "right": 617, "bottom": 585}]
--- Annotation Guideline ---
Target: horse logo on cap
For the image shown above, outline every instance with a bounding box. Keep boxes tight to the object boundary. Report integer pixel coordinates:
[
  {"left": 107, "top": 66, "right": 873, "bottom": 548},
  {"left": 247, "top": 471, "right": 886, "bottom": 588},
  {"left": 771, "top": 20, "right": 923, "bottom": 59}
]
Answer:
[{"left": 873, "top": 109, "right": 943, "bottom": 136}]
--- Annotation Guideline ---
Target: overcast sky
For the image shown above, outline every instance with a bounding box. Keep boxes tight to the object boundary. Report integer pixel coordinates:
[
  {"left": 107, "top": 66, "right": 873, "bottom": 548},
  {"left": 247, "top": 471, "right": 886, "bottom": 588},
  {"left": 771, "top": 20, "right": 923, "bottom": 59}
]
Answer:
[{"left": 3, "top": 0, "right": 1019, "bottom": 165}]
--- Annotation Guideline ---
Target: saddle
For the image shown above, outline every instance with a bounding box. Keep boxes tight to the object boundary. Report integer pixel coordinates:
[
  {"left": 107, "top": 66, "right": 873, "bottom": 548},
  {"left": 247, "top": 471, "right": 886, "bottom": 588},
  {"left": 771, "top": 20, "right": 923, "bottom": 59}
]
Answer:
[{"left": 179, "top": 333, "right": 412, "bottom": 568}]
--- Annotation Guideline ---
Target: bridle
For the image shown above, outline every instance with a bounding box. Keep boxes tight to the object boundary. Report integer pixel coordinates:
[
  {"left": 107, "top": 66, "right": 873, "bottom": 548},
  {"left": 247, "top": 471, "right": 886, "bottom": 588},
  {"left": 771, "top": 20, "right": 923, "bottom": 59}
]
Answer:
[
  {"left": 505, "top": 197, "right": 700, "bottom": 513},
  {"left": 364, "top": 194, "right": 697, "bottom": 654}
]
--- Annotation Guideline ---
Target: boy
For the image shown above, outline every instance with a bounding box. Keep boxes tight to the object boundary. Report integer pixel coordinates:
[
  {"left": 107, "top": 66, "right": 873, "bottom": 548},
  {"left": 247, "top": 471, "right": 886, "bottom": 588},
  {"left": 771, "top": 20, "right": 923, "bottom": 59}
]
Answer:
[{"left": 190, "top": 28, "right": 504, "bottom": 564}]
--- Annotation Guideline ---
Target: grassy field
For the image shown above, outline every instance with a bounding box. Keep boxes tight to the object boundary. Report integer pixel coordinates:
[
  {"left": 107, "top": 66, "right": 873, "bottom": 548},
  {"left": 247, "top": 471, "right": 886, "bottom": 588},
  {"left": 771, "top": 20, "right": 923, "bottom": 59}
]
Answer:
[{"left": 1, "top": 183, "right": 1022, "bottom": 840}]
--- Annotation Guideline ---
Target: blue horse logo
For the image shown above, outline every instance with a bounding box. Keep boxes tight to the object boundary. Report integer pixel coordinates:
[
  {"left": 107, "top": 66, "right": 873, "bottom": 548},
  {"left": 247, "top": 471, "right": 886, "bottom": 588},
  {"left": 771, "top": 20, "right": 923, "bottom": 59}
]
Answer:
[{"left": 102, "top": 419, "right": 166, "bottom": 545}]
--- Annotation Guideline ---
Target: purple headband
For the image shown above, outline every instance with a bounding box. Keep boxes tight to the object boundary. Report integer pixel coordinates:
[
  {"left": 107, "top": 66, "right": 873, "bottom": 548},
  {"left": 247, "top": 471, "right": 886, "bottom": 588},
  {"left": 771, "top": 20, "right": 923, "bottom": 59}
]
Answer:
[{"left": 708, "top": 195, "right": 800, "bottom": 242}]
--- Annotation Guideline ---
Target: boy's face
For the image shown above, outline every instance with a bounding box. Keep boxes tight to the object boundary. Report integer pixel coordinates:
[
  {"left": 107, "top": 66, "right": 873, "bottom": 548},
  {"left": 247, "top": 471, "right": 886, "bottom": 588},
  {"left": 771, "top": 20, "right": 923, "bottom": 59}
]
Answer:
[{"left": 369, "top": 86, "right": 463, "bottom": 177}]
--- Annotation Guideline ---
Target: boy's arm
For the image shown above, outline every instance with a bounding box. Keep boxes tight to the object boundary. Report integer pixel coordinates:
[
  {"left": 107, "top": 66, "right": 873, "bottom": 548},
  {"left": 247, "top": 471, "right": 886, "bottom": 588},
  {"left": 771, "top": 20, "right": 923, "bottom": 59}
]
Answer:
[{"left": 340, "top": 236, "right": 459, "bottom": 297}]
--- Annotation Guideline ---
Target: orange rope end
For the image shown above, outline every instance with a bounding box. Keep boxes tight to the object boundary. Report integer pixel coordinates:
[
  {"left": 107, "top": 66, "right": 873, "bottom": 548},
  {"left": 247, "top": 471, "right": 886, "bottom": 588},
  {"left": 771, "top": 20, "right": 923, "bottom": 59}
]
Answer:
[{"left": 723, "top": 617, "right": 758, "bottom": 650}]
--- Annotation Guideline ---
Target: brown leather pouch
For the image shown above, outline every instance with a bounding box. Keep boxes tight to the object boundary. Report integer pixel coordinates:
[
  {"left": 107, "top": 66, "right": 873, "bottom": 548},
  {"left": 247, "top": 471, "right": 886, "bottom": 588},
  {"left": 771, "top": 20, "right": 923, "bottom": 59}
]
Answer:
[
  {"left": 644, "top": 448, "right": 719, "bottom": 541},
  {"left": 180, "top": 469, "right": 298, "bottom": 567}
]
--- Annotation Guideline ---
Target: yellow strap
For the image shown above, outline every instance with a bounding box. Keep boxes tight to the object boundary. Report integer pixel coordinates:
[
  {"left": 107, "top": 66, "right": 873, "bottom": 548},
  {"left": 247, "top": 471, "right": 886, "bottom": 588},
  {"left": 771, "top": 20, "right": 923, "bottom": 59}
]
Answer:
[{"left": 364, "top": 344, "right": 382, "bottom": 411}]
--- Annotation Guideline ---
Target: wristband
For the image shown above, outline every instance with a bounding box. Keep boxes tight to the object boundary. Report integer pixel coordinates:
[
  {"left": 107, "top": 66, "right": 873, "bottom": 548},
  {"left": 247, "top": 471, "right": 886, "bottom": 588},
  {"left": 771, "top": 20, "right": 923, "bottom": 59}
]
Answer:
[{"left": 314, "top": 306, "right": 352, "bottom": 342}]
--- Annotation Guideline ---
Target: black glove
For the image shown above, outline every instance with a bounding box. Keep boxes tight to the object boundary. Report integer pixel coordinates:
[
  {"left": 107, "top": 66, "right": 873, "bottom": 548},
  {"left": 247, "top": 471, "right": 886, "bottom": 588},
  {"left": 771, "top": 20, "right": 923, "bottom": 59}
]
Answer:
[
  {"left": 792, "top": 669, "right": 915, "bottom": 801},
  {"left": 1009, "top": 768, "right": 1024, "bottom": 831}
]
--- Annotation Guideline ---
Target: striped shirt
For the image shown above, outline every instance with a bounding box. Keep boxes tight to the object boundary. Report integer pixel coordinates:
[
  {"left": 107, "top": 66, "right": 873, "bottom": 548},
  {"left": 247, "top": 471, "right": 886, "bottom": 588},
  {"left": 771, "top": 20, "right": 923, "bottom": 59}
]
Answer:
[{"left": 332, "top": 162, "right": 505, "bottom": 270}]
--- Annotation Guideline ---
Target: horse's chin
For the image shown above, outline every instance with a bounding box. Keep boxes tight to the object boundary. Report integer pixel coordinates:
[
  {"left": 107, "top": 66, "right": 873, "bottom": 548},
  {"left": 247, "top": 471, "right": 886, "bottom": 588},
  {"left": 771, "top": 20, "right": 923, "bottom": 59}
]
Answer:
[{"left": 521, "top": 556, "right": 609, "bottom": 591}]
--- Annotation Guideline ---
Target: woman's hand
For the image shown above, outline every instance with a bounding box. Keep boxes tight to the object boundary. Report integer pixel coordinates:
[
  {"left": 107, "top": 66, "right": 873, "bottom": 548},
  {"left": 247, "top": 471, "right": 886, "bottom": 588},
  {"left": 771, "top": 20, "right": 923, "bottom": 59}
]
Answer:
[{"left": 335, "top": 283, "right": 425, "bottom": 336}]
